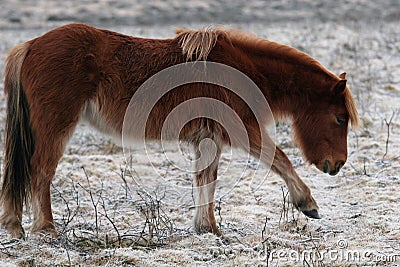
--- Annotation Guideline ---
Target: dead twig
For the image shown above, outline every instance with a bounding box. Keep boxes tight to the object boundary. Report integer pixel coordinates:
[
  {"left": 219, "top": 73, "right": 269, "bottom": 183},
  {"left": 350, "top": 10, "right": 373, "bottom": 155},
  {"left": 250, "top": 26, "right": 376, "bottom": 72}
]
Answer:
[
  {"left": 261, "top": 215, "right": 270, "bottom": 240},
  {"left": 79, "top": 167, "right": 101, "bottom": 239},
  {"left": 279, "top": 187, "right": 290, "bottom": 226},
  {"left": 383, "top": 111, "right": 396, "bottom": 159},
  {"left": 99, "top": 194, "right": 122, "bottom": 248}
]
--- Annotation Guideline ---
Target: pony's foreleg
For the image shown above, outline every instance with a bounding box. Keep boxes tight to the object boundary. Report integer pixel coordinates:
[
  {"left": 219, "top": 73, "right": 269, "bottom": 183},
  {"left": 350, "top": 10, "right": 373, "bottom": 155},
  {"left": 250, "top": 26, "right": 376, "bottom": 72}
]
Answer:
[
  {"left": 192, "top": 134, "right": 222, "bottom": 236},
  {"left": 271, "top": 147, "right": 320, "bottom": 218},
  {"left": 246, "top": 124, "right": 320, "bottom": 219}
]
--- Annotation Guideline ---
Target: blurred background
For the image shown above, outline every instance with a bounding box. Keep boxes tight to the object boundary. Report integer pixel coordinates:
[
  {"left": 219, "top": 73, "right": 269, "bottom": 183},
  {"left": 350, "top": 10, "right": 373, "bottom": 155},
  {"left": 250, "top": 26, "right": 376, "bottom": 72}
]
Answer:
[{"left": 1, "top": 0, "right": 399, "bottom": 29}]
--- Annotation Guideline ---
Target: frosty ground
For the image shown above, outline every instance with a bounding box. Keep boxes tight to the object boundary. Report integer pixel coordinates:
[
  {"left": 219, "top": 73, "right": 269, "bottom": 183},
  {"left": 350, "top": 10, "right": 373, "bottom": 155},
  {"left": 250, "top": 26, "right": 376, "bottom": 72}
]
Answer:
[{"left": 0, "top": 2, "right": 400, "bottom": 267}]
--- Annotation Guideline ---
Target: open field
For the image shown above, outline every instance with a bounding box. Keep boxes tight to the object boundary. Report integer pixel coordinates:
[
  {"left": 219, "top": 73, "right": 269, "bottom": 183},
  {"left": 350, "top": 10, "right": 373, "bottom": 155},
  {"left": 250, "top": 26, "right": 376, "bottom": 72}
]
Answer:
[{"left": 0, "top": 1, "right": 399, "bottom": 266}]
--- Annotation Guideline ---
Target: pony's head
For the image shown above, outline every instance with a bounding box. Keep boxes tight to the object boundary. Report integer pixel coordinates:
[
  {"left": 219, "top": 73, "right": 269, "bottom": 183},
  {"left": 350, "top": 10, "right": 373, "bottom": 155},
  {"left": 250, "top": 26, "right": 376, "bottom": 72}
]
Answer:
[{"left": 293, "top": 72, "right": 360, "bottom": 175}]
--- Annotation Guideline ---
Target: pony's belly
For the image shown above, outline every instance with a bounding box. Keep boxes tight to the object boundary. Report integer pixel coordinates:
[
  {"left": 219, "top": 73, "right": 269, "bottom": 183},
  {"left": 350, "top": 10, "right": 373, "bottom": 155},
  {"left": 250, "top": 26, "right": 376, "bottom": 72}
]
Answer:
[{"left": 80, "top": 100, "right": 122, "bottom": 145}]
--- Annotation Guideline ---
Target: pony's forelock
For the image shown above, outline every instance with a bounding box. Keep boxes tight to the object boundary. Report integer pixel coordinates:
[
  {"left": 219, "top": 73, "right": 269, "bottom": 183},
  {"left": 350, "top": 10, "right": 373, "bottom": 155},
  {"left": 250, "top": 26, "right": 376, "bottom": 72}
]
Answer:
[{"left": 344, "top": 87, "right": 361, "bottom": 129}]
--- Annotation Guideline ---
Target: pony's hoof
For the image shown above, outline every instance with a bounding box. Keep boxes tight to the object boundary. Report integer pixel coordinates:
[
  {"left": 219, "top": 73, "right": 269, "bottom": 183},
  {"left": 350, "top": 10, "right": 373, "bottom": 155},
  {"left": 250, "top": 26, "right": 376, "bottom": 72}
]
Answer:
[
  {"left": 0, "top": 219, "right": 25, "bottom": 239},
  {"left": 30, "top": 223, "right": 58, "bottom": 238},
  {"left": 8, "top": 228, "right": 25, "bottom": 239},
  {"left": 302, "top": 209, "right": 321, "bottom": 219},
  {"left": 195, "top": 225, "right": 222, "bottom": 236}
]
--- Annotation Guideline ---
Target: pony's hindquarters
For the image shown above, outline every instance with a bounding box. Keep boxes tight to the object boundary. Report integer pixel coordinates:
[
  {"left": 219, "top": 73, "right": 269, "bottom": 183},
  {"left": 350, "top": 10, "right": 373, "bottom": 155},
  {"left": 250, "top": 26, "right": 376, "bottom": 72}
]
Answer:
[
  {"left": 21, "top": 26, "right": 102, "bottom": 236},
  {"left": 0, "top": 43, "right": 33, "bottom": 238},
  {"left": 1, "top": 24, "right": 104, "bottom": 237}
]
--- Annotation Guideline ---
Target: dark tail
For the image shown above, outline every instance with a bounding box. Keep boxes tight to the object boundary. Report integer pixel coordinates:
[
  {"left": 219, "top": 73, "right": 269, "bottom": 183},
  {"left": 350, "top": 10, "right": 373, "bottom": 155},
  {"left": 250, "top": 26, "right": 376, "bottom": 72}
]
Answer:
[{"left": 0, "top": 42, "right": 34, "bottom": 212}]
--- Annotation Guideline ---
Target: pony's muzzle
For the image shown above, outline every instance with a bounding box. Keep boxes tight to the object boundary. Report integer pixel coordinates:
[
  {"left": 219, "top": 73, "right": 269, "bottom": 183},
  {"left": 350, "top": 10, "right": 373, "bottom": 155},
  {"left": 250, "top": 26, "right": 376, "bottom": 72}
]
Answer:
[{"left": 323, "top": 160, "right": 344, "bottom": 176}]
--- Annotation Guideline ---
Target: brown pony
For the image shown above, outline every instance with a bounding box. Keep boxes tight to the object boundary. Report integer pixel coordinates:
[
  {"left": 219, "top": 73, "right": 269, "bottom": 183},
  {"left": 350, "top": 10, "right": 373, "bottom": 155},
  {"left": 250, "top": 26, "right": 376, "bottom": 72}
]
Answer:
[{"left": 0, "top": 24, "right": 360, "bottom": 238}]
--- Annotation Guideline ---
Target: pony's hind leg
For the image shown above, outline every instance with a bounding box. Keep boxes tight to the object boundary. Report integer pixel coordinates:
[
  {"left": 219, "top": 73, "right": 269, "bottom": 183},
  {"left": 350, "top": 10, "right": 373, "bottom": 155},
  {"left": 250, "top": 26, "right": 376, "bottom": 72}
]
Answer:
[
  {"left": 0, "top": 196, "right": 24, "bottom": 238},
  {"left": 192, "top": 128, "right": 223, "bottom": 236},
  {"left": 26, "top": 83, "right": 87, "bottom": 235},
  {"left": 0, "top": 93, "right": 80, "bottom": 237},
  {"left": 29, "top": 119, "right": 79, "bottom": 235}
]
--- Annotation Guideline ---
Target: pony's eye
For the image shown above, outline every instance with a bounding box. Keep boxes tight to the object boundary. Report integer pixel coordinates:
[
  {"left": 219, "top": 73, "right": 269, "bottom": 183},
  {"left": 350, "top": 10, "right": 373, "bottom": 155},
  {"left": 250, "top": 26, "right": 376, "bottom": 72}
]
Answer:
[{"left": 336, "top": 117, "right": 347, "bottom": 126}]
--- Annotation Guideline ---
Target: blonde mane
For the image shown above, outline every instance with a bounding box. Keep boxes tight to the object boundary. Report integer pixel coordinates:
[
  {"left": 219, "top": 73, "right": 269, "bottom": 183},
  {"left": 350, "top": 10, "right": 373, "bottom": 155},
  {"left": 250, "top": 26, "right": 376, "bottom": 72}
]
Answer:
[{"left": 175, "top": 27, "right": 228, "bottom": 61}]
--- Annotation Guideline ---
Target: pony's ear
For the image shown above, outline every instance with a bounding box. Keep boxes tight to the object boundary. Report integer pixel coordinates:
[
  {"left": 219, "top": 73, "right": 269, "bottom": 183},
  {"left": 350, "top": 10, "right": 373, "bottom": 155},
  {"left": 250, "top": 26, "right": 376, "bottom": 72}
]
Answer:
[
  {"left": 332, "top": 79, "right": 347, "bottom": 95},
  {"left": 339, "top": 72, "right": 346, "bottom": 79}
]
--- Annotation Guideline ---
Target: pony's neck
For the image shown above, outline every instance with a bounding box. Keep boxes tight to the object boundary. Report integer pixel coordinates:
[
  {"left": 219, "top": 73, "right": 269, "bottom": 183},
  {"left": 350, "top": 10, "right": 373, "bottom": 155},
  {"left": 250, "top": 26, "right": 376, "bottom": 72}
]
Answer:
[{"left": 228, "top": 36, "right": 337, "bottom": 119}]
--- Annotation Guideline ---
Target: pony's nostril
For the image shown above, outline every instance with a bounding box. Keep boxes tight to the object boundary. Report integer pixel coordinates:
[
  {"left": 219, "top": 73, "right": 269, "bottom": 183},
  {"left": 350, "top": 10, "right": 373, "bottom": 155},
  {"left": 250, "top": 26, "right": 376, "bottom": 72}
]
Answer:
[
  {"left": 323, "top": 160, "right": 330, "bottom": 173},
  {"left": 335, "top": 161, "right": 344, "bottom": 172}
]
